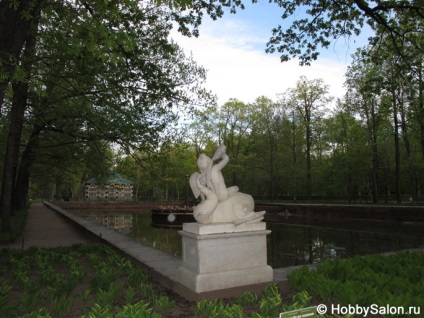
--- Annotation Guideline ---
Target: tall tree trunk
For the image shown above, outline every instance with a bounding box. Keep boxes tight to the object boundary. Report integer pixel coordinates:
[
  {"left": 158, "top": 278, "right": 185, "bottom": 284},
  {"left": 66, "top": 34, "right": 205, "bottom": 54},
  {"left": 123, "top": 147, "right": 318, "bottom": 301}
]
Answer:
[
  {"left": 401, "top": 90, "right": 416, "bottom": 203},
  {"left": 79, "top": 169, "right": 88, "bottom": 200},
  {"left": 0, "top": 8, "right": 39, "bottom": 232},
  {"left": 12, "top": 124, "right": 42, "bottom": 211},
  {"left": 54, "top": 175, "right": 62, "bottom": 200},
  {"left": 419, "top": 67, "right": 424, "bottom": 159},
  {"left": 370, "top": 142, "right": 379, "bottom": 204},
  {"left": 0, "top": 0, "right": 42, "bottom": 113},
  {"left": 0, "top": 81, "right": 28, "bottom": 231},
  {"left": 306, "top": 118, "right": 312, "bottom": 200},
  {"left": 291, "top": 110, "right": 297, "bottom": 202},
  {"left": 392, "top": 88, "right": 401, "bottom": 204},
  {"left": 369, "top": 100, "right": 379, "bottom": 204}
]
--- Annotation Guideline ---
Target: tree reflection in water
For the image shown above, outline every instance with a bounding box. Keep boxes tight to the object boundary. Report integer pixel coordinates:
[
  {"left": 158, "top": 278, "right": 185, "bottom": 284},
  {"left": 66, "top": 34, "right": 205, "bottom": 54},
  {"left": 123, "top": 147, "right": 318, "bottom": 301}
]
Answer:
[
  {"left": 76, "top": 210, "right": 424, "bottom": 268},
  {"left": 267, "top": 222, "right": 423, "bottom": 268}
]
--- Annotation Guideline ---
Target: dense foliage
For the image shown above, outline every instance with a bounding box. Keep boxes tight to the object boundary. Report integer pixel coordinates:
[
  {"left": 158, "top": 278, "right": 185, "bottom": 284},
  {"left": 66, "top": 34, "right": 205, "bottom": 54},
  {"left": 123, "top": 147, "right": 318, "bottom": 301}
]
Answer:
[
  {"left": 0, "top": 243, "right": 176, "bottom": 317},
  {"left": 0, "top": 0, "right": 218, "bottom": 232},
  {"left": 3, "top": 0, "right": 424, "bottom": 233},
  {"left": 265, "top": 0, "right": 424, "bottom": 66},
  {"left": 288, "top": 251, "right": 424, "bottom": 316},
  {"left": 0, "top": 243, "right": 345, "bottom": 317},
  {"left": 110, "top": 66, "right": 424, "bottom": 203}
]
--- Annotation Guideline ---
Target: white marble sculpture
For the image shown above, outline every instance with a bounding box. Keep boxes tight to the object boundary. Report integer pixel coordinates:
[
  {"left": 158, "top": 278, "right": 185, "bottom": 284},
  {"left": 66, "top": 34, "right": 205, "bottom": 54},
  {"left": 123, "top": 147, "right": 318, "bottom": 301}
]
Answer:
[{"left": 189, "top": 144, "right": 265, "bottom": 225}]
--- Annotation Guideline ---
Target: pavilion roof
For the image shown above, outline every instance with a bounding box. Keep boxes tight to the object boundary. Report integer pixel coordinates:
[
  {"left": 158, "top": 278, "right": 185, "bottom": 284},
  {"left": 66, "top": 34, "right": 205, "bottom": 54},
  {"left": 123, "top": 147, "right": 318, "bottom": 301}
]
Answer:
[{"left": 86, "top": 174, "right": 133, "bottom": 185}]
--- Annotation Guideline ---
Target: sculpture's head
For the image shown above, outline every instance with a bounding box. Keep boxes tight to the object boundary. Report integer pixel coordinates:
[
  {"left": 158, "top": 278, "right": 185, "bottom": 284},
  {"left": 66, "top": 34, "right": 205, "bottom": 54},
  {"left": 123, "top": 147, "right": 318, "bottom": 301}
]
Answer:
[{"left": 197, "top": 154, "right": 212, "bottom": 171}]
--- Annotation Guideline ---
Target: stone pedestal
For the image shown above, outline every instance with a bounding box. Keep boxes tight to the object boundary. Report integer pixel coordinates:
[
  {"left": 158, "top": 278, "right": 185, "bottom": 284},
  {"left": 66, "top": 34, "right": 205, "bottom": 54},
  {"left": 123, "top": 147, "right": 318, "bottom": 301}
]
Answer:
[{"left": 177, "top": 222, "right": 273, "bottom": 293}]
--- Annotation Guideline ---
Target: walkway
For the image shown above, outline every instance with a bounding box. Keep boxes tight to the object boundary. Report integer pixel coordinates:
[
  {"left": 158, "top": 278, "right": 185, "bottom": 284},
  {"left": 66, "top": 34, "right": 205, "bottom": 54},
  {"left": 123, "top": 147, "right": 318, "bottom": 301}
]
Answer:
[
  {"left": 1, "top": 202, "right": 297, "bottom": 300},
  {"left": 1, "top": 202, "right": 92, "bottom": 249}
]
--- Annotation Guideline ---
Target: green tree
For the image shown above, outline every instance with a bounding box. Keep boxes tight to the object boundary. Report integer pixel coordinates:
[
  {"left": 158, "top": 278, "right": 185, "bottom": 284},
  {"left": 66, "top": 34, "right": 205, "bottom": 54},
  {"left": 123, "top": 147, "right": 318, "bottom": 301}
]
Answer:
[
  {"left": 0, "top": 0, "right": 42, "bottom": 113},
  {"left": 0, "top": 12, "right": 40, "bottom": 230},
  {"left": 249, "top": 96, "right": 285, "bottom": 200},
  {"left": 367, "top": 15, "right": 424, "bottom": 203},
  {"left": 281, "top": 76, "right": 332, "bottom": 199},
  {"left": 29, "top": 139, "right": 114, "bottom": 201},
  {"left": 345, "top": 13, "right": 424, "bottom": 204},
  {"left": 324, "top": 101, "right": 369, "bottom": 201},
  {"left": 277, "top": 98, "right": 306, "bottom": 200},
  {"left": 116, "top": 150, "right": 160, "bottom": 200},
  {"left": 345, "top": 49, "right": 392, "bottom": 203},
  {"left": 213, "top": 98, "right": 254, "bottom": 186},
  {"left": 0, "top": 0, "right": 232, "bottom": 112},
  {"left": 0, "top": 0, "right": 215, "bottom": 232},
  {"left": 264, "top": 0, "right": 424, "bottom": 66},
  {"left": 117, "top": 142, "right": 196, "bottom": 201},
  {"left": 186, "top": 107, "right": 217, "bottom": 158}
]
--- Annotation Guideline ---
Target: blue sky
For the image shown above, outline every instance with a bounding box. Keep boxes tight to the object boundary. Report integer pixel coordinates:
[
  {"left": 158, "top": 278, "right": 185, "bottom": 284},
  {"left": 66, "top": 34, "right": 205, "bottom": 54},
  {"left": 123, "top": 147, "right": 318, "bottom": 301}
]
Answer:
[{"left": 171, "top": 2, "right": 373, "bottom": 106}]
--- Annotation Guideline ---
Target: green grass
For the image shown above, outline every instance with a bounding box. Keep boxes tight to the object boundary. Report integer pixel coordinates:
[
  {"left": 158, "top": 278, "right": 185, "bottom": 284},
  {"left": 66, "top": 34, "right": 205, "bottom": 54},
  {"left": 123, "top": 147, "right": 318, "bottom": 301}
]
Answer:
[
  {"left": 0, "top": 243, "right": 175, "bottom": 318},
  {"left": 288, "top": 251, "right": 424, "bottom": 317},
  {"left": 0, "top": 208, "right": 27, "bottom": 243},
  {"left": 4, "top": 241, "right": 420, "bottom": 317},
  {"left": 0, "top": 243, "right": 347, "bottom": 317}
]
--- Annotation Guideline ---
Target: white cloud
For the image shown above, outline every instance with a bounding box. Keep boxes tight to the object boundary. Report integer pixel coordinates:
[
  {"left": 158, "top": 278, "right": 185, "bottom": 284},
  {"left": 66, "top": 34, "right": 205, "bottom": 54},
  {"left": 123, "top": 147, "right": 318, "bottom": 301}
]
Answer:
[{"left": 171, "top": 19, "right": 349, "bottom": 106}]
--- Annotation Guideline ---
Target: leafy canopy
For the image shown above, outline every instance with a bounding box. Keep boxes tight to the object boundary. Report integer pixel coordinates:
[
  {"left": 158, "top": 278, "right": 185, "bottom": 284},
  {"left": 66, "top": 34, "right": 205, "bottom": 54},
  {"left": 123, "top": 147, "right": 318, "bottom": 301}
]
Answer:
[{"left": 263, "top": 0, "right": 424, "bottom": 65}]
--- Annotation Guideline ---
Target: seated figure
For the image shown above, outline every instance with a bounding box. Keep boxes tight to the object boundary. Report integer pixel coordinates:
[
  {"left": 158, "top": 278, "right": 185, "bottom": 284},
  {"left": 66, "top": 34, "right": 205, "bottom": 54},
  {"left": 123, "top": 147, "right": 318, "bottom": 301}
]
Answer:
[{"left": 189, "top": 144, "right": 265, "bottom": 225}]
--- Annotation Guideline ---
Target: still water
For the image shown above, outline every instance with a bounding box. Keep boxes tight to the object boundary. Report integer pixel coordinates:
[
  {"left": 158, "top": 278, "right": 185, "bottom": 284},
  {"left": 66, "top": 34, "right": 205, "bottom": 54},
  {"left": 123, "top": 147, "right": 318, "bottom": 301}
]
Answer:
[
  {"left": 267, "top": 222, "right": 424, "bottom": 268},
  {"left": 76, "top": 211, "right": 424, "bottom": 268}
]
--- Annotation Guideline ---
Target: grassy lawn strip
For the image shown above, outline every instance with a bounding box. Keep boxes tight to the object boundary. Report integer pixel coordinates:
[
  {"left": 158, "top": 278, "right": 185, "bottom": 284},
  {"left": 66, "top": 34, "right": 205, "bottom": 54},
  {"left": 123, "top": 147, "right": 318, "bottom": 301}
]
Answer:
[
  {"left": 10, "top": 242, "right": 421, "bottom": 318},
  {"left": 0, "top": 243, "right": 176, "bottom": 317},
  {"left": 1, "top": 243, "right": 350, "bottom": 318},
  {"left": 288, "top": 251, "right": 424, "bottom": 316}
]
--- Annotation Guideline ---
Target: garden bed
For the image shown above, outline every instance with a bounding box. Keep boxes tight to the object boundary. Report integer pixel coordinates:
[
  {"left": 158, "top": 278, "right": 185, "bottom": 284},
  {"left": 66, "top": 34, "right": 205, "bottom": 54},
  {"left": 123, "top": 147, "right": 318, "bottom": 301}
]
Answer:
[{"left": 0, "top": 243, "right": 303, "bottom": 318}]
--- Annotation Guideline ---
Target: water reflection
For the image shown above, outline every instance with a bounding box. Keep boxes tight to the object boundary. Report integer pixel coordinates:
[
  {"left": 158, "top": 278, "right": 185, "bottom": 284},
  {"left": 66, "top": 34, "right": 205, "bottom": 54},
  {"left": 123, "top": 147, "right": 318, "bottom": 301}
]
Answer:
[
  {"left": 75, "top": 210, "right": 424, "bottom": 268},
  {"left": 78, "top": 212, "right": 182, "bottom": 257},
  {"left": 83, "top": 214, "right": 133, "bottom": 234},
  {"left": 267, "top": 222, "right": 424, "bottom": 268}
]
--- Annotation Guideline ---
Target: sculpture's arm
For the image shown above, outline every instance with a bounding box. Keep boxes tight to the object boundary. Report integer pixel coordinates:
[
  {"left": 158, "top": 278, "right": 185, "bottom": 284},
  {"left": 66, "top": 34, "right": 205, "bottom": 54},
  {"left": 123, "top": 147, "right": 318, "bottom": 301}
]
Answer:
[
  {"left": 212, "top": 144, "right": 226, "bottom": 161},
  {"left": 189, "top": 172, "right": 201, "bottom": 199},
  {"left": 214, "top": 153, "right": 229, "bottom": 171},
  {"left": 212, "top": 144, "right": 229, "bottom": 171}
]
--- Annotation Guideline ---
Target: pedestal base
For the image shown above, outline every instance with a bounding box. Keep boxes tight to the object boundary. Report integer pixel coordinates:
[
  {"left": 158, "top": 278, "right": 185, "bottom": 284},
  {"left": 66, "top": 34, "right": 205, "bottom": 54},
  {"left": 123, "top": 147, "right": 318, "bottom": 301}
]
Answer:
[{"left": 177, "top": 222, "right": 273, "bottom": 293}]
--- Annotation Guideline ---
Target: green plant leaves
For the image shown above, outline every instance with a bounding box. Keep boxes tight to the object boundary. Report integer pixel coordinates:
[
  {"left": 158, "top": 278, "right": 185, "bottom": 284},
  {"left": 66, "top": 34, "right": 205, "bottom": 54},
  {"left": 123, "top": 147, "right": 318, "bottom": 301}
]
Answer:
[
  {"left": 0, "top": 278, "right": 18, "bottom": 317},
  {"left": 235, "top": 291, "right": 258, "bottom": 307},
  {"left": 196, "top": 286, "right": 316, "bottom": 318},
  {"left": 288, "top": 251, "right": 424, "bottom": 312},
  {"left": 22, "top": 308, "right": 52, "bottom": 318},
  {"left": 196, "top": 299, "right": 244, "bottom": 318},
  {"left": 1, "top": 243, "right": 173, "bottom": 317}
]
